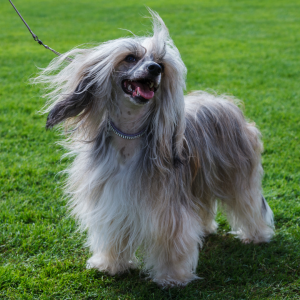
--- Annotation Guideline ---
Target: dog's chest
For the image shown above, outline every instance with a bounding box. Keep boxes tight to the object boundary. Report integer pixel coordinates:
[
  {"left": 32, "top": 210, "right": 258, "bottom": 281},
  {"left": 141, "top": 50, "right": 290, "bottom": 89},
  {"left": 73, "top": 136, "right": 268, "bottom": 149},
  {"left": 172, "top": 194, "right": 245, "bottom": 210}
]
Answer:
[
  {"left": 110, "top": 135, "right": 142, "bottom": 163},
  {"left": 91, "top": 143, "right": 146, "bottom": 209}
]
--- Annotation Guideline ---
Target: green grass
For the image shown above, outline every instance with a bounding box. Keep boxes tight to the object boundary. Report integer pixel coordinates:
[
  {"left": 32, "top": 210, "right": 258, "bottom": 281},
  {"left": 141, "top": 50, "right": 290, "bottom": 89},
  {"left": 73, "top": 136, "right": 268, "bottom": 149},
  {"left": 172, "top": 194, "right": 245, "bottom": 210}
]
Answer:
[{"left": 1, "top": 0, "right": 300, "bottom": 299}]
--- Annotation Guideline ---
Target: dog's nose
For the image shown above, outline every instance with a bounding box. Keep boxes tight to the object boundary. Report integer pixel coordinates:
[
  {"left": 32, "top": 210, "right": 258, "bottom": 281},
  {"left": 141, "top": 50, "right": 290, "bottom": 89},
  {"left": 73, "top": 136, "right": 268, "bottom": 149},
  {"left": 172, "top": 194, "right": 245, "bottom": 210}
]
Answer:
[{"left": 147, "top": 63, "right": 162, "bottom": 76}]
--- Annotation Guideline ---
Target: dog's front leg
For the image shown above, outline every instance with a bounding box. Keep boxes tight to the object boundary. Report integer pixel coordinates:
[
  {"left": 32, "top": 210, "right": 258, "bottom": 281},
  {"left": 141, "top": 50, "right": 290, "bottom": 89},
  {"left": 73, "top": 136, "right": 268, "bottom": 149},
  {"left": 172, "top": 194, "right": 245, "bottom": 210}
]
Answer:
[
  {"left": 145, "top": 208, "right": 203, "bottom": 287},
  {"left": 87, "top": 235, "right": 138, "bottom": 275}
]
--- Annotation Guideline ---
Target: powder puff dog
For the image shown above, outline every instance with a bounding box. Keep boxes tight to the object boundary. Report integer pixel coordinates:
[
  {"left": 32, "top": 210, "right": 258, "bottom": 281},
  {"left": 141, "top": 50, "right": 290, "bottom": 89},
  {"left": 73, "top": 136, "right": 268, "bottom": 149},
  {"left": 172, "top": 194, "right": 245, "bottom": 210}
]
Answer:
[{"left": 34, "top": 10, "right": 274, "bottom": 287}]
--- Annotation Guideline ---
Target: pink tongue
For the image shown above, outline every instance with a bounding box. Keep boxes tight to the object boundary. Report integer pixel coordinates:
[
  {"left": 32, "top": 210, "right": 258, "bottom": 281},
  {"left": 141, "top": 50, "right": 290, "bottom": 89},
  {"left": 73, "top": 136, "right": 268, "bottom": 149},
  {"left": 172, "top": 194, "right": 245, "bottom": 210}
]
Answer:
[{"left": 132, "top": 82, "right": 154, "bottom": 100}]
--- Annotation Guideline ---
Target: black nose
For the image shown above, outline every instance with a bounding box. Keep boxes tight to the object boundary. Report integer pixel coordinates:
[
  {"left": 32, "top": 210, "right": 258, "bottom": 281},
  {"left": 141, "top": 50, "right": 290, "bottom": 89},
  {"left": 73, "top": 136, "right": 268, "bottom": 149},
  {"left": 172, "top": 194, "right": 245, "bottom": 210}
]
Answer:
[{"left": 147, "top": 63, "right": 162, "bottom": 76}]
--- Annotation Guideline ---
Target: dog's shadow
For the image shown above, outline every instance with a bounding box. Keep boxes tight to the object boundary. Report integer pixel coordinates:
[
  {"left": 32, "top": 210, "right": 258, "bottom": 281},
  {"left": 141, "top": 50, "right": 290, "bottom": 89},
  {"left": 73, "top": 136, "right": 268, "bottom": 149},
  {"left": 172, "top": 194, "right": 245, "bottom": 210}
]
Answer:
[{"left": 89, "top": 232, "right": 299, "bottom": 299}]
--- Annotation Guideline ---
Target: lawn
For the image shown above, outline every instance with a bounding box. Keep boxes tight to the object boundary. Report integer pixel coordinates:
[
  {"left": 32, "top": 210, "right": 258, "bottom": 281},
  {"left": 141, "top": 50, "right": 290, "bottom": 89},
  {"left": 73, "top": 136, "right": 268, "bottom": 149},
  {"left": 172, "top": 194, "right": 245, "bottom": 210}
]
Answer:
[{"left": 0, "top": 0, "right": 299, "bottom": 299}]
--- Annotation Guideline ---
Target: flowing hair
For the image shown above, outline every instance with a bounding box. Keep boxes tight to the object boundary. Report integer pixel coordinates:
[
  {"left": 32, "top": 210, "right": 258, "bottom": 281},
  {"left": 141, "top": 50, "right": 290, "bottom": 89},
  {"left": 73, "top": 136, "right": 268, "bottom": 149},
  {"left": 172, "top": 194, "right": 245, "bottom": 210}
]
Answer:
[{"left": 33, "top": 9, "right": 187, "bottom": 174}]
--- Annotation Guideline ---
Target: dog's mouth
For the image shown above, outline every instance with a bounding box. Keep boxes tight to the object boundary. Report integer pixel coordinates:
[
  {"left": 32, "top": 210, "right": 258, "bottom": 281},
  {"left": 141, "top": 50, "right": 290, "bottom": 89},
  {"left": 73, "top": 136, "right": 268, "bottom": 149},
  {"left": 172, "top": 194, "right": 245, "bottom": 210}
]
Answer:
[{"left": 122, "top": 79, "right": 157, "bottom": 103}]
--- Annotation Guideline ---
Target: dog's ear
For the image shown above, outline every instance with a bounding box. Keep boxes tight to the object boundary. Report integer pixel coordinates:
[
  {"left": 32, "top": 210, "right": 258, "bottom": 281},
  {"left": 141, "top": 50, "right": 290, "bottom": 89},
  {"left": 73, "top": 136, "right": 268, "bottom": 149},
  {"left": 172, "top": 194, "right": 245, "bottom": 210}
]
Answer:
[{"left": 46, "top": 78, "right": 94, "bottom": 129}]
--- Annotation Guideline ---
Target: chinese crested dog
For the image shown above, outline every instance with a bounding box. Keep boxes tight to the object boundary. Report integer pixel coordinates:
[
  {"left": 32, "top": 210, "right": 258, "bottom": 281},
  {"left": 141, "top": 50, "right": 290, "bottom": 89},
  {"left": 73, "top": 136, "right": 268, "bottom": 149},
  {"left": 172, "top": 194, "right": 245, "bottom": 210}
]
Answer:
[{"left": 34, "top": 10, "right": 274, "bottom": 287}]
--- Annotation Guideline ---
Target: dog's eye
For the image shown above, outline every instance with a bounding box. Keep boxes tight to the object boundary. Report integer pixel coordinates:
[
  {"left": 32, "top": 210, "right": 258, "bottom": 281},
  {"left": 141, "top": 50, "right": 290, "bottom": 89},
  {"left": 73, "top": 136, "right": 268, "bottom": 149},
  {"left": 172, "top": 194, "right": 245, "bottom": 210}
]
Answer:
[
  {"left": 125, "top": 55, "right": 137, "bottom": 62},
  {"left": 158, "top": 63, "right": 164, "bottom": 73}
]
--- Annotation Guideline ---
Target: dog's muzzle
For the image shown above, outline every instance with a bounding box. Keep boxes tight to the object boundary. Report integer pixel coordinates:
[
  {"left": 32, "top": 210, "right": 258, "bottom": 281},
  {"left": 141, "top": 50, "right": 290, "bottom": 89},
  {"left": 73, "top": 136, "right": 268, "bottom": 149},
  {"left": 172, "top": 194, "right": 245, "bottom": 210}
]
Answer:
[{"left": 122, "top": 78, "right": 158, "bottom": 103}]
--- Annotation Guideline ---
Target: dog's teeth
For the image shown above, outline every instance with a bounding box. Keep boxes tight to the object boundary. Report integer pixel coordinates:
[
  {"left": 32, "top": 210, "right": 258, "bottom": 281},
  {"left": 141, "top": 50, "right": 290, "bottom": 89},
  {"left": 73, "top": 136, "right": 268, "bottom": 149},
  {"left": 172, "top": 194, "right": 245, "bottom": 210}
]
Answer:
[
  {"left": 128, "top": 85, "right": 132, "bottom": 91},
  {"left": 149, "top": 82, "right": 154, "bottom": 88},
  {"left": 136, "top": 90, "right": 140, "bottom": 96}
]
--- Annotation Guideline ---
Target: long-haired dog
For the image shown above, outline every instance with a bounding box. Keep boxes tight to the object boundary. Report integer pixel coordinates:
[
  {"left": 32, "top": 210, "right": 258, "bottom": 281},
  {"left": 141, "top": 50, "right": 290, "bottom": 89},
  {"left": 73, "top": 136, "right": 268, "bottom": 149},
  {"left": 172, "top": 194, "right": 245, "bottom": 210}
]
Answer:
[{"left": 34, "top": 10, "right": 274, "bottom": 287}]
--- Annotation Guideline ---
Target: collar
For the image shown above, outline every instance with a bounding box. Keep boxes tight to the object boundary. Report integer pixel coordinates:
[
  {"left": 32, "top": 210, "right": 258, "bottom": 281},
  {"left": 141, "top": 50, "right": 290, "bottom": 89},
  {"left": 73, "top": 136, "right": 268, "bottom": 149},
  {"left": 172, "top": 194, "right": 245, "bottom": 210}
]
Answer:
[{"left": 108, "top": 119, "right": 147, "bottom": 140}]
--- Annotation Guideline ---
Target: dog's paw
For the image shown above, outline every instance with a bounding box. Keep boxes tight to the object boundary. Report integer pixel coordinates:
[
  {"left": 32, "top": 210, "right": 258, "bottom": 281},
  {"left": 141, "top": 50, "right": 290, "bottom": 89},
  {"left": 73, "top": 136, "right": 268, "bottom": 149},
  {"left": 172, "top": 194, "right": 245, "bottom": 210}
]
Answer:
[
  {"left": 87, "top": 254, "right": 109, "bottom": 271},
  {"left": 203, "top": 220, "right": 218, "bottom": 236},
  {"left": 230, "top": 227, "right": 274, "bottom": 244},
  {"left": 241, "top": 238, "right": 252, "bottom": 244},
  {"left": 241, "top": 236, "right": 272, "bottom": 244},
  {"left": 87, "top": 254, "right": 136, "bottom": 275},
  {"left": 153, "top": 273, "right": 199, "bottom": 288}
]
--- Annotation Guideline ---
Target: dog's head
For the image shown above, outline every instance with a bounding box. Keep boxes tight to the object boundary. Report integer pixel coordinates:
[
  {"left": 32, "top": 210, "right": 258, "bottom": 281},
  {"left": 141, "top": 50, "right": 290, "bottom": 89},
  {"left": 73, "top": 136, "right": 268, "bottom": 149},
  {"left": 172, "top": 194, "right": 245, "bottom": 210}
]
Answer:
[
  {"left": 115, "top": 50, "right": 163, "bottom": 106},
  {"left": 35, "top": 9, "right": 187, "bottom": 166},
  {"left": 37, "top": 9, "right": 186, "bottom": 126}
]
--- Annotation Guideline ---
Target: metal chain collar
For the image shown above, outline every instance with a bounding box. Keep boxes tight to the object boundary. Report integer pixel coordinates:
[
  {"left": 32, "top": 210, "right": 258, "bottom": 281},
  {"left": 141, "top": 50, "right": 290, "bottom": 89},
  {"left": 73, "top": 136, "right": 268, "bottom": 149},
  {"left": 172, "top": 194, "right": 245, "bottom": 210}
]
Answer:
[{"left": 108, "top": 119, "right": 147, "bottom": 140}]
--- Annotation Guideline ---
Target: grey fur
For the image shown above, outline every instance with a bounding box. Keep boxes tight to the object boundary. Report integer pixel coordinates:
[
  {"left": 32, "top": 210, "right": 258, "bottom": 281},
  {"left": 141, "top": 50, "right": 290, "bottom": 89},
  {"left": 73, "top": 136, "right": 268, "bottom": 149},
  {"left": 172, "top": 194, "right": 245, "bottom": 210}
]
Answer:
[
  {"left": 33, "top": 9, "right": 274, "bottom": 287},
  {"left": 46, "top": 78, "right": 94, "bottom": 129}
]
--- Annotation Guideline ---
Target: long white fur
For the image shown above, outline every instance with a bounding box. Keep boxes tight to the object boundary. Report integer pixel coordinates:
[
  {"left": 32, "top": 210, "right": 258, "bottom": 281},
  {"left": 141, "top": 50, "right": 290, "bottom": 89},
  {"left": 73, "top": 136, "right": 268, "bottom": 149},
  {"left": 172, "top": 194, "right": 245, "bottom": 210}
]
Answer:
[{"left": 33, "top": 9, "right": 274, "bottom": 287}]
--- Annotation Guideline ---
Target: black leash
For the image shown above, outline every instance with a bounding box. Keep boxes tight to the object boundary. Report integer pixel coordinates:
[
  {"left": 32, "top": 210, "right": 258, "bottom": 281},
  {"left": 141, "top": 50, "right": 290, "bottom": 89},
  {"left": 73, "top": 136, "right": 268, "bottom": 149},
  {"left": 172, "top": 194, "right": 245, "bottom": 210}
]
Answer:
[{"left": 9, "top": 0, "right": 72, "bottom": 62}]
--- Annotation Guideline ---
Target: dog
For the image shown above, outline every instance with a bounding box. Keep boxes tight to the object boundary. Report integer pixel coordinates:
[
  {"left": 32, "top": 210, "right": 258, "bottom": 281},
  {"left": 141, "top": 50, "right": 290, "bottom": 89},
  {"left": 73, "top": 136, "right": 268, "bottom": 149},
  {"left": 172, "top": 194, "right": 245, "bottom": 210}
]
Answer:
[{"left": 34, "top": 9, "right": 274, "bottom": 287}]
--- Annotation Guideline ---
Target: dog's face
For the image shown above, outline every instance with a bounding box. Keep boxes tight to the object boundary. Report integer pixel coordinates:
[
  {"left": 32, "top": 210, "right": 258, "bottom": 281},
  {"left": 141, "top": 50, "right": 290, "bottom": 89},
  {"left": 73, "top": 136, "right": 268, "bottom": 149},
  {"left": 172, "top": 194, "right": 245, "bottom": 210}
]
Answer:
[
  {"left": 113, "top": 45, "right": 164, "bottom": 106},
  {"left": 43, "top": 10, "right": 188, "bottom": 130}
]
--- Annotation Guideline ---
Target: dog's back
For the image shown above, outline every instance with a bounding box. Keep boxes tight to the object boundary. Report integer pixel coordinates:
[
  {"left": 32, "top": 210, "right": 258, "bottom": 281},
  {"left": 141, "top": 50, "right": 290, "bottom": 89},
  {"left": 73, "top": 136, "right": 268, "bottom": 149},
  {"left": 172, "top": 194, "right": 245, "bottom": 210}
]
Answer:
[{"left": 184, "top": 91, "right": 262, "bottom": 197}]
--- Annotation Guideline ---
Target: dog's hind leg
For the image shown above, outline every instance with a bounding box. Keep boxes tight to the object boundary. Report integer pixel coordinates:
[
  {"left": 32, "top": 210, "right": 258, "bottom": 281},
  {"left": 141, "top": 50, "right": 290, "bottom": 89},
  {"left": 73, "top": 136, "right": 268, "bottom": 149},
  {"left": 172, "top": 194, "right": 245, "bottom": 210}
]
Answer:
[
  {"left": 220, "top": 164, "right": 274, "bottom": 244},
  {"left": 199, "top": 197, "right": 218, "bottom": 236}
]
